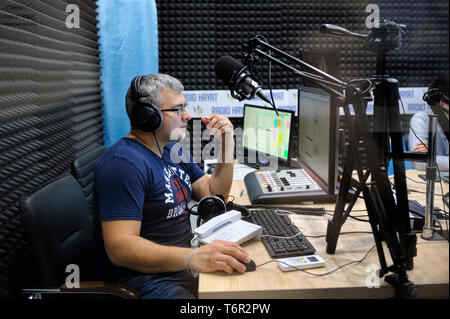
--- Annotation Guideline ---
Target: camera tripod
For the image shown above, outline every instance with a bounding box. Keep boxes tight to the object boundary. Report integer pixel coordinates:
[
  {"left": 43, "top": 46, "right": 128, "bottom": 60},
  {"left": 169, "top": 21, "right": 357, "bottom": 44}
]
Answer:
[
  {"left": 243, "top": 20, "right": 419, "bottom": 297},
  {"left": 323, "top": 21, "right": 418, "bottom": 298}
]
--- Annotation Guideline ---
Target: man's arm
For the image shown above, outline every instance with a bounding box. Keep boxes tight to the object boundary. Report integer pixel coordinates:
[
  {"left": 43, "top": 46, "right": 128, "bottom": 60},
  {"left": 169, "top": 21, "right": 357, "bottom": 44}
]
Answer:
[
  {"left": 192, "top": 114, "right": 235, "bottom": 199},
  {"left": 408, "top": 112, "right": 429, "bottom": 170},
  {"left": 96, "top": 152, "right": 250, "bottom": 276},
  {"left": 101, "top": 220, "right": 250, "bottom": 274}
]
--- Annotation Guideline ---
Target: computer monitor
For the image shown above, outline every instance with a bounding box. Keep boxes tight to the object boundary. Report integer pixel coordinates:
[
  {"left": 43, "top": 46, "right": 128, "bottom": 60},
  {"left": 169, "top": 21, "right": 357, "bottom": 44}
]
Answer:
[
  {"left": 242, "top": 104, "right": 294, "bottom": 167},
  {"left": 300, "top": 49, "right": 341, "bottom": 84},
  {"left": 297, "top": 87, "right": 338, "bottom": 194}
]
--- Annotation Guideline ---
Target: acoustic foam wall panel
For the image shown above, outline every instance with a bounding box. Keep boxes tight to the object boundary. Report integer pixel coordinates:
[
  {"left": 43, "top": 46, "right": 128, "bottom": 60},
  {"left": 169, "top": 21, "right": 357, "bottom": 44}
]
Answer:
[
  {"left": 0, "top": 0, "right": 103, "bottom": 297},
  {"left": 156, "top": 0, "right": 448, "bottom": 89},
  {"left": 156, "top": 0, "right": 448, "bottom": 168}
]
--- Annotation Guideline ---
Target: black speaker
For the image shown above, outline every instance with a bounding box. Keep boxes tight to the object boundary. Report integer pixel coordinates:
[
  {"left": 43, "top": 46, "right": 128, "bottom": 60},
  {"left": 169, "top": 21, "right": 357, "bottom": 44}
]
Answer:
[{"left": 129, "top": 75, "right": 163, "bottom": 132}]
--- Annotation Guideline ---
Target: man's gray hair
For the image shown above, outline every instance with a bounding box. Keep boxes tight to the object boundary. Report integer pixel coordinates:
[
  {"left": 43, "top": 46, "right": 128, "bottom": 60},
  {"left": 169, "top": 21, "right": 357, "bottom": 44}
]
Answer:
[{"left": 126, "top": 73, "right": 184, "bottom": 119}]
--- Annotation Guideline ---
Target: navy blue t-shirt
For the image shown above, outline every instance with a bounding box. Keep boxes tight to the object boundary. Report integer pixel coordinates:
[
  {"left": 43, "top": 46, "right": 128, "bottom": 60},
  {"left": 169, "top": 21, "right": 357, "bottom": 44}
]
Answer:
[{"left": 92, "top": 138, "right": 205, "bottom": 281}]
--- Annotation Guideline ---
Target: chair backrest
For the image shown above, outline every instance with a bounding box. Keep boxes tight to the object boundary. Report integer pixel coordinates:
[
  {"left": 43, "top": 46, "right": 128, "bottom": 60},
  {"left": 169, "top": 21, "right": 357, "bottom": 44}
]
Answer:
[
  {"left": 71, "top": 145, "right": 105, "bottom": 215},
  {"left": 20, "top": 173, "right": 93, "bottom": 288}
]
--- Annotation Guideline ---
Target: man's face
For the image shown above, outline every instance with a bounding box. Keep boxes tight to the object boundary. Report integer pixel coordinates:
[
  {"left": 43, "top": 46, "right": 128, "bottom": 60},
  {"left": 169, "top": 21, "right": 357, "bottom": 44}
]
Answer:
[{"left": 158, "top": 89, "right": 192, "bottom": 142}]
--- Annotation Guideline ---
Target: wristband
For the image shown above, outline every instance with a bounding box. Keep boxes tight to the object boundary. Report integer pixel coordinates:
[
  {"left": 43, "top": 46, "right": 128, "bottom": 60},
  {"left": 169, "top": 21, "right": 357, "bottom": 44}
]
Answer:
[{"left": 186, "top": 247, "right": 197, "bottom": 270}]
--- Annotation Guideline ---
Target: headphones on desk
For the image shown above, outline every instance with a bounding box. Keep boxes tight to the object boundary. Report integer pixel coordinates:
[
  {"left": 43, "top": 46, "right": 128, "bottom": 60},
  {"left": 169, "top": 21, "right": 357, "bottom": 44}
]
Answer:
[
  {"left": 197, "top": 194, "right": 251, "bottom": 225},
  {"left": 128, "top": 75, "right": 164, "bottom": 132}
]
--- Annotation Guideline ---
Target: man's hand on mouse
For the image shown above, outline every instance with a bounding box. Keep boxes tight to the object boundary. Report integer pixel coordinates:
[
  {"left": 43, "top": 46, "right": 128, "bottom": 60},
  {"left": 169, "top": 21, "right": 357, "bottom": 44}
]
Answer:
[{"left": 189, "top": 240, "right": 251, "bottom": 274}]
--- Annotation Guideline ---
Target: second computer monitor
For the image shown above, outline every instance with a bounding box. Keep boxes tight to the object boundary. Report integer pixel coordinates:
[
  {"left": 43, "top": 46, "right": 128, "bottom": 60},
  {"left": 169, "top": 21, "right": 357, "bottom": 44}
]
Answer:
[
  {"left": 243, "top": 104, "right": 294, "bottom": 167},
  {"left": 297, "top": 87, "right": 338, "bottom": 193}
]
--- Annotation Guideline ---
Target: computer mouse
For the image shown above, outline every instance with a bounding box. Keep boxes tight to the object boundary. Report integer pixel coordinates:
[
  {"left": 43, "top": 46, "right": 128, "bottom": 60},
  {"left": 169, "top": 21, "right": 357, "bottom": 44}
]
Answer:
[
  {"left": 219, "top": 259, "right": 257, "bottom": 274},
  {"left": 239, "top": 259, "right": 256, "bottom": 272}
]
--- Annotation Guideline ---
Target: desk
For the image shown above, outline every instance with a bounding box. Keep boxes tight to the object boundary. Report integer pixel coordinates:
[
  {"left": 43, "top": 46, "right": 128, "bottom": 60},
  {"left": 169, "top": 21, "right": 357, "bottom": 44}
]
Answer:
[{"left": 198, "top": 170, "right": 449, "bottom": 298}]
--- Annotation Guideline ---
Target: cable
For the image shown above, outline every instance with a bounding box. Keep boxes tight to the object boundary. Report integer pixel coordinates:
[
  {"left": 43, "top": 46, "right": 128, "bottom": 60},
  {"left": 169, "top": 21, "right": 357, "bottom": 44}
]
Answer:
[
  {"left": 324, "top": 208, "right": 368, "bottom": 213},
  {"left": 260, "top": 228, "right": 372, "bottom": 240},
  {"left": 348, "top": 78, "right": 374, "bottom": 94},
  {"left": 406, "top": 176, "right": 427, "bottom": 184},
  {"left": 301, "top": 244, "right": 376, "bottom": 276},
  {"left": 305, "top": 231, "right": 372, "bottom": 239},
  {"left": 151, "top": 132, "right": 192, "bottom": 214},
  {"left": 435, "top": 168, "right": 449, "bottom": 243},
  {"left": 224, "top": 194, "right": 235, "bottom": 202},
  {"left": 348, "top": 215, "right": 370, "bottom": 223},
  {"left": 408, "top": 189, "right": 444, "bottom": 196},
  {"left": 255, "top": 34, "right": 277, "bottom": 112},
  {"left": 259, "top": 233, "right": 303, "bottom": 240},
  {"left": 256, "top": 244, "right": 377, "bottom": 276},
  {"left": 325, "top": 209, "right": 370, "bottom": 222}
]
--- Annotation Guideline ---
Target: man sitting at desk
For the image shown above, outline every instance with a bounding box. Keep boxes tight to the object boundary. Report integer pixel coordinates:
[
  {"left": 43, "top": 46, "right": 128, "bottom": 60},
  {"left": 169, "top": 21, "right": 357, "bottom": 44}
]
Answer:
[
  {"left": 92, "top": 74, "right": 251, "bottom": 299},
  {"left": 408, "top": 73, "right": 449, "bottom": 171}
]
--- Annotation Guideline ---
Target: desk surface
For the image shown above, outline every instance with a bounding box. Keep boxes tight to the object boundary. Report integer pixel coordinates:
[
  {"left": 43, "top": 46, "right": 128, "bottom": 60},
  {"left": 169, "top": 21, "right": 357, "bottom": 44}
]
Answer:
[{"left": 198, "top": 170, "right": 449, "bottom": 299}]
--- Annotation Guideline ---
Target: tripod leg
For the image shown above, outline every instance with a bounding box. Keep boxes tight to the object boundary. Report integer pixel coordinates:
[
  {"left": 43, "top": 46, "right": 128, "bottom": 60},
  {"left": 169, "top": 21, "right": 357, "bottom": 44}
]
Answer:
[
  {"left": 326, "top": 141, "right": 354, "bottom": 254},
  {"left": 350, "top": 86, "right": 413, "bottom": 287},
  {"left": 386, "top": 79, "right": 417, "bottom": 270},
  {"left": 326, "top": 103, "right": 369, "bottom": 254}
]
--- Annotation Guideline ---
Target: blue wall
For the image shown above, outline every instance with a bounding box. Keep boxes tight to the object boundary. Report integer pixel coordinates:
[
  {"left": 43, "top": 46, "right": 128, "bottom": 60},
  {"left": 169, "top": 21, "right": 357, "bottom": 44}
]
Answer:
[{"left": 97, "top": 0, "right": 159, "bottom": 147}]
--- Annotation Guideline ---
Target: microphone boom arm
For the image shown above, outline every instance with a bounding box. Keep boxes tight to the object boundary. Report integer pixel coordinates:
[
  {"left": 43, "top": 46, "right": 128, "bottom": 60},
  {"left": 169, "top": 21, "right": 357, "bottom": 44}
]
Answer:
[
  {"left": 246, "top": 37, "right": 348, "bottom": 98},
  {"left": 251, "top": 48, "right": 346, "bottom": 98}
]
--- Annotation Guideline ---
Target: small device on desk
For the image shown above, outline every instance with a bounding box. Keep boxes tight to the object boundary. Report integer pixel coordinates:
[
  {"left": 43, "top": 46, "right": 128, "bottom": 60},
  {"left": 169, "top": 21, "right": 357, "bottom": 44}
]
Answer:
[
  {"left": 277, "top": 255, "right": 326, "bottom": 271},
  {"left": 408, "top": 200, "right": 425, "bottom": 231},
  {"left": 245, "top": 169, "right": 337, "bottom": 204},
  {"left": 194, "top": 210, "right": 262, "bottom": 245}
]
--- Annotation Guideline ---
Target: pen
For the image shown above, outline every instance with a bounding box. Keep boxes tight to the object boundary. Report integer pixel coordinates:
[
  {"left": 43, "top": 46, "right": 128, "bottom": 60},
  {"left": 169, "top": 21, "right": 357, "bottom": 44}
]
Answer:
[{"left": 239, "top": 188, "right": 245, "bottom": 197}]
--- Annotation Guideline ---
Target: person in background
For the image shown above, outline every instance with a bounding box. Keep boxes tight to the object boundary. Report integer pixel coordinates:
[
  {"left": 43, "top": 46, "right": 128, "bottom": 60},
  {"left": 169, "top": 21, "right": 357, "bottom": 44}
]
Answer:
[{"left": 408, "top": 73, "right": 449, "bottom": 171}]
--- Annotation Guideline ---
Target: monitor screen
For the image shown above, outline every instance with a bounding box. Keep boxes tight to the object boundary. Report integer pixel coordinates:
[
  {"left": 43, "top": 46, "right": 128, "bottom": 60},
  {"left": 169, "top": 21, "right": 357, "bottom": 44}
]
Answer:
[
  {"left": 243, "top": 104, "right": 294, "bottom": 162},
  {"left": 297, "top": 87, "right": 337, "bottom": 190},
  {"left": 301, "top": 49, "right": 341, "bottom": 80}
]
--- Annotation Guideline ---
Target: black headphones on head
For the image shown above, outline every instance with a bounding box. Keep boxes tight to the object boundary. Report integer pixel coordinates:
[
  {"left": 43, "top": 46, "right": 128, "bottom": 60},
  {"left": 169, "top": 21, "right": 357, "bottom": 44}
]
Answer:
[{"left": 129, "top": 75, "right": 163, "bottom": 132}]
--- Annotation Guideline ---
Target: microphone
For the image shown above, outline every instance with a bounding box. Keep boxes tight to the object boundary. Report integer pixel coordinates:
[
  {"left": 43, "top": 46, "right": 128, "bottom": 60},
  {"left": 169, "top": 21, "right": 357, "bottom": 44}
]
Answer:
[{"left": 215, "top": 55, "right": 279, "bottom": 116}]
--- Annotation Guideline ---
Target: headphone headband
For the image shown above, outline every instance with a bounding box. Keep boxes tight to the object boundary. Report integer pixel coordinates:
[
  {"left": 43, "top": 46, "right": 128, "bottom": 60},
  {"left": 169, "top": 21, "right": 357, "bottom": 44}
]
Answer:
[
  {"left": 131, "top": 75, "right": 144, "bottom": 98},
  {"left": 129, "top": 75, "right": 163, "bottom": 132}
]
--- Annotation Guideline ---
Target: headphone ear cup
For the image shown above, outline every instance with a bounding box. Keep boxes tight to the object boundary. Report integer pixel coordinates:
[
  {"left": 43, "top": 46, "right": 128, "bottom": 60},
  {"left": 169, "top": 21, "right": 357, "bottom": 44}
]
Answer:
[
  {"left": 197, "top": 196, "right": 226, "bottom": 222},
  {"left": 133, "top": 102, "right": 163, "bottom": 132}
]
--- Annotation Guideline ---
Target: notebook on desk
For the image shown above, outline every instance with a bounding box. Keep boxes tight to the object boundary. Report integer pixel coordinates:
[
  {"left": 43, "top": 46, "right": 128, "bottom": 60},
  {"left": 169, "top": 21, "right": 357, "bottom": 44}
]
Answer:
[{"left": 244, "top": 87, "right": 339, "bottom": 204}]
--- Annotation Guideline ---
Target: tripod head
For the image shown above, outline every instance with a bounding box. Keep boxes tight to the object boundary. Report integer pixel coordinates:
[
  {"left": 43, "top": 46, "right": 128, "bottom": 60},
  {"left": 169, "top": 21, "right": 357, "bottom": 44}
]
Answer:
[
  {"left": 321, "top": 20, "right": 406, "bottom": 53},
  {"left": 321, "top": 20, "right": 406, "bottom": 76},
  {"left": 366, "top": 20, "right": 406, "bottom": 54}
]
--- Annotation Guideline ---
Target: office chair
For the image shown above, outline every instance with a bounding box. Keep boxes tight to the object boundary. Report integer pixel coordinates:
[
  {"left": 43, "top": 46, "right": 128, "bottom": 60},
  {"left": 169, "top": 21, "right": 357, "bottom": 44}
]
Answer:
[
  {"left": 20, "top": 173, "right": 138, "bottom": 299},
  {"left": 71, "top": 145, "right": 106, "bottom": 215}
]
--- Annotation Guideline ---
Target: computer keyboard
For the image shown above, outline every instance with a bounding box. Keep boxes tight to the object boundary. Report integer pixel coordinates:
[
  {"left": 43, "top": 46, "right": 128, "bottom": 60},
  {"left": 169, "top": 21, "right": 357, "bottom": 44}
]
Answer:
[
  {"left": 408, "top": 199, "right": 448, "bottom": 220},
  {"left": 243, "top": 209, "right": 316, "bottom": 258},
  {"left": 408, "top": 200, "right": 425, "bottom": 218}
]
